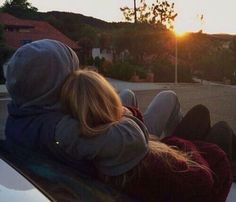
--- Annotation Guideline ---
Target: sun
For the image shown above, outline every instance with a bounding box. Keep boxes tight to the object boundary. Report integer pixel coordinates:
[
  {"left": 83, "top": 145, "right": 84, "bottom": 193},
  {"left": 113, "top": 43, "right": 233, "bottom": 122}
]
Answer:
[
  {"left": 173, "top": 20, "right": 189, "bottom": 37},
  {"left": 173, "top": 29, "right": 187, "bottom": 37},
  {"left": 173, "top": 12, "right": 204, "bottom": 36},
  {"left": 173, "top": 25, "right": 188, "bottom": 37}
]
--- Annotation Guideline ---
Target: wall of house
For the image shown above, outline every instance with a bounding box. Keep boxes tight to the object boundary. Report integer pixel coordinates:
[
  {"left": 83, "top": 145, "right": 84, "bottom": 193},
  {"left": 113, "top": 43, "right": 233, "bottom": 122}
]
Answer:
[{"left": 92, "top": 48, "right": 113, "bottom": 62}]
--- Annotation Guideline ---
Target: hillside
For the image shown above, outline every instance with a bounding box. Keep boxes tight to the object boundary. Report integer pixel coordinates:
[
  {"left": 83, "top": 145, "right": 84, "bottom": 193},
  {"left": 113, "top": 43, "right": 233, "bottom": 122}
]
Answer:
[
  {"left": 1, "top": 9, "right": 236, "bottom": 84},
  {"left": 212, "top": 34, "right": 236, "bottom": 40},
  {"left": 43, "top": 11, "right": 111, "bottom": 30}
]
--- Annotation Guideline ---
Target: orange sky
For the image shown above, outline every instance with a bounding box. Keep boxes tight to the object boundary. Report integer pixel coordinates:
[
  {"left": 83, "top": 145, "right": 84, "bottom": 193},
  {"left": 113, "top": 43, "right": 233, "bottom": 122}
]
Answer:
[{"left": 1, "top": 0, "right": 236, "bottom": 34}]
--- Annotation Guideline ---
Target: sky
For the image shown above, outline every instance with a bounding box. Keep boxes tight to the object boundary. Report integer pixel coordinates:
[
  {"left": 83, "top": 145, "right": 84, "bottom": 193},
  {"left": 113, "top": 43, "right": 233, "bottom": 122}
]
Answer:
[{"left": 1, "top": 0, "right": 236, "bottom": 34}]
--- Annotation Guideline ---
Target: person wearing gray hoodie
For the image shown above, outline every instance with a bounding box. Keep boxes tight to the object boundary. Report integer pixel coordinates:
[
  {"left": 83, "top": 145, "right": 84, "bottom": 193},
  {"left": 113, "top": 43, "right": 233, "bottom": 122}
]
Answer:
[
  {"left": 4, "top": 39, "right": 148, "bottom": 176},
  {"left": 3, "top": 39, "right": 183, "bottom": 177}
]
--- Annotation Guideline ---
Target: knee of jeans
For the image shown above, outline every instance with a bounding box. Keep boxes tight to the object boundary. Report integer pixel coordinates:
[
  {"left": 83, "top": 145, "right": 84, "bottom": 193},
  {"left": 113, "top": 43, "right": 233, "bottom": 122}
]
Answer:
[
  {"left": 120, "top": 89, "right": 136, "bottom": 102},
  {"left": 159, "top": 90, "right": 176, "bottom": 98},
  {"left": 120, "top": 89, "right": 135, "bottom": 97},
  {"left": 158, "top": 90, "right": 178, "bottom": 105},
  {"left": 119, "top": 89, "right": 137, "bottom": 107}
]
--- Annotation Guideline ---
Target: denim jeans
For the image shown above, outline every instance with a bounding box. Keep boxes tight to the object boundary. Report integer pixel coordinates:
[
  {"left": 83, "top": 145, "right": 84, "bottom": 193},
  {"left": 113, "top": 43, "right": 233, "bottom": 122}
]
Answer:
[
  {"left": 120, "top": 89, "right": 236, "bottom": 161},
  {"left": 119, "top": 89, "right": 183, "bottom": 138}
]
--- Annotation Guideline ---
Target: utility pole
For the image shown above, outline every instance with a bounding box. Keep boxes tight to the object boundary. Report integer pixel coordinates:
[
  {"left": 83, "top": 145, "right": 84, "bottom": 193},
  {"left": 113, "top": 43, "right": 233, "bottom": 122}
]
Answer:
[
  {"left": 134, "top": 0, "right": 137, "bottom": 23},
  {"left": 175, "top": 35, "right": 178, "bottom": 84}
]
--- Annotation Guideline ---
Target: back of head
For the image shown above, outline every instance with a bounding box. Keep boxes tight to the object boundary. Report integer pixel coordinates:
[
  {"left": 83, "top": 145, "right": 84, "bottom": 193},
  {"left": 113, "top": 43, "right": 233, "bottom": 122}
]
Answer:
[
  {"left": 4, "top": 39, "right": 79, "bottom": 109},
  {"left": 61, "top": 70, "right": 123, "bottom": 135}
]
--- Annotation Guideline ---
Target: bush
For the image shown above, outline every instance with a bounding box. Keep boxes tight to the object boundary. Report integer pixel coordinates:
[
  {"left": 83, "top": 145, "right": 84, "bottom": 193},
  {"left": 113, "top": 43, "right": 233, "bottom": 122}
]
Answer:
[
  {"left": 151, "top": 56, "right": 192, "bottom": 82},
  {"left": 151, "top": 57, "right": 174, "bottom": 82},
  {"left": 109, "top": 62, "right": 136, "bottom": 81},
  {"left": 85, "top": 56, "right": 94, "bottom": 66},
  {"left": 106, "top": 61, "right": 147, "bottom": 81},
  {"left": 177, "top": 60, "right": 193, "bottom": 82},
  {"left": 99, "top": 60, "right": 112, "bottom": 76},
  {"left": 0, "top": 46, "right": 15, "bottom": 84}
]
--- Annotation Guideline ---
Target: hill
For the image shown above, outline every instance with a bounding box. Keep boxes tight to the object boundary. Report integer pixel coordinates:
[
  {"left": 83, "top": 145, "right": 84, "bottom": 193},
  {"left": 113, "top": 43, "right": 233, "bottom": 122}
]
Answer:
[
  {"left": 1, "top": 9, "right": 236, "bottom": 84},
  {"left": 212, "top": 34, "right": 236, "bottom": 40}
]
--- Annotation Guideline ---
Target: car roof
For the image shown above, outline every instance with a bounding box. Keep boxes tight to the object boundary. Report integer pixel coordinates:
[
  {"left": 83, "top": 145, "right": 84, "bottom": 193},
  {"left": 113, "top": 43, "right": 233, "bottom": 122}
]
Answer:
[{"left": 0, "top": 158, "right": 51, "bottom": 202}]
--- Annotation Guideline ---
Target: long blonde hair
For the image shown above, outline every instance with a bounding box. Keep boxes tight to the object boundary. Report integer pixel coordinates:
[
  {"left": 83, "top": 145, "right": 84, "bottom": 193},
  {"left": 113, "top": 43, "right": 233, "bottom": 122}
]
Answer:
[
  {"left": 61, "top": 70, "right": 123, "bottom": 136},
  {"left": 61, "top": 70, "right": 211, "bottom": 185}
]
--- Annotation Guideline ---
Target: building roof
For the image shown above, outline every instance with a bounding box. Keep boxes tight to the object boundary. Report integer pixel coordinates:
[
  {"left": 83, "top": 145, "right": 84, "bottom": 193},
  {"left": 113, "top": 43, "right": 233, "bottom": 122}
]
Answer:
[
  {"left": 0, "top": 13, "right": 79, "bottom": 49},
  {"left": 0, "top": 12, "right": 32, "bottom": 27}
]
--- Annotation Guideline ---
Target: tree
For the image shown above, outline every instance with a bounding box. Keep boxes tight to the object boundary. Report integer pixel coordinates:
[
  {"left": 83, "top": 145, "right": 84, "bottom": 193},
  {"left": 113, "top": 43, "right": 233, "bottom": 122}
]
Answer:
[
  {"left": 230, "top": 37, "right": 236, "bottom": 53},
  {"left": 151, "top": 0, "right": 177, "bottom": 29},
  {"left": 121, "top": 0, "right": 151, "bottom": 23},
  {"left": 78, "top": 37, "right": 93, "bottom": 65},
  {"left": 1, "top": 0, "right": 38, "bottom": 18},
  {"left": 0, "top": 24, "right": 4, "bottom": 46},
  {"left": 120, "top": 0, "right": 177, "bottom": 29},
  {"left": 112, "top": 23, "right": 170, "bottom": 65},
  {"left": 0, "top": 24, "right": 15, "bottom": 83}
]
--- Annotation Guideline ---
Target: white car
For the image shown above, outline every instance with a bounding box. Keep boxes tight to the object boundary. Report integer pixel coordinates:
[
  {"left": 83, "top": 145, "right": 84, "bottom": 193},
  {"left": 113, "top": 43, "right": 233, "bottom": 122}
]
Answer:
[
  {"left": 0, "top": 158, "right": 52, "bottom": 202},
  {"left": 0, "top": 151, "right": 134, "bottom": 202}
]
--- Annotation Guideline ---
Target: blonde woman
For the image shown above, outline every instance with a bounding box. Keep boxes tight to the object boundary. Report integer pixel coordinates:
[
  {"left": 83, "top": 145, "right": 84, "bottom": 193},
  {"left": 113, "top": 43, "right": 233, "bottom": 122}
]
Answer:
[{"left": 61, "top": 70, "right": 232, "bottom": 202}]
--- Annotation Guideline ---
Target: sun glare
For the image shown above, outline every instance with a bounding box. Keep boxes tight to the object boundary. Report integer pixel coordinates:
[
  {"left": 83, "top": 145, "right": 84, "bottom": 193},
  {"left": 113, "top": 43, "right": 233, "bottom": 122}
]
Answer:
[
  {"left": 174, "top": 29, "right": 187, "bottom": 37},
  {"left": 173, "top": 19, "right": 189, "bottom": 37}
]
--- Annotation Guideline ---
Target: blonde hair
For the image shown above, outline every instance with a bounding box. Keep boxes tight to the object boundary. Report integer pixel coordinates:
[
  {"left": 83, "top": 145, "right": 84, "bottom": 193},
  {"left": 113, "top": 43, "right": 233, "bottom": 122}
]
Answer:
[
  {"left": 61, "top": 70, "right": 211, "bottom": 186},
  {"left": 61, "top": 70, "right": 123, "bottom": 136},
  {"left": 147, "top": 140, "right": 210, "bottom": 172}
]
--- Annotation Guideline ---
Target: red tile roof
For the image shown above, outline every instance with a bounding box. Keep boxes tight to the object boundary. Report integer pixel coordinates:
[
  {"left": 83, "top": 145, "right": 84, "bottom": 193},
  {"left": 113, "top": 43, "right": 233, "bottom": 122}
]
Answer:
[
  {"left": 0, "top": 12, "right": 32, "bottom": 27},
  {"left": 0, "top": 13, "right": 79, "bottom": 49}
]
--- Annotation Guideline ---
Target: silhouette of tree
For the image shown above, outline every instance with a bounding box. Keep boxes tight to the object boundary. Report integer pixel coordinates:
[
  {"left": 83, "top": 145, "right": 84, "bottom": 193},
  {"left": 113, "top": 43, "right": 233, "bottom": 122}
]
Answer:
[
  {"left": 120, "top": 0, "right": 177, "bottom": 29},
  {"left": 0, "top": 0, "right": 38, "bottom": 18},
  {"left": 1, "top": 0, "right": 37, "bottom": 11},
  {"left": 0, "top": 24, "right": 4, "bottom": 46},
  {"left": 230, "top": 37, "right": 236, "bottom": 53},
  {"left": 78, "top": 37, "right": 93, "bottom": 65}
]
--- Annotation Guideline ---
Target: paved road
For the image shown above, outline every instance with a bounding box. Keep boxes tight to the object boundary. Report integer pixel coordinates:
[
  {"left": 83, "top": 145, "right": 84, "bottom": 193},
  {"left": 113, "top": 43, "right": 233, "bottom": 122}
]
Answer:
[
  {"left": 0, "top": 83, "right": 235, "bottom": 140},
  {"left": 135, "top": 84, "right": 236, "bottom": 133}
]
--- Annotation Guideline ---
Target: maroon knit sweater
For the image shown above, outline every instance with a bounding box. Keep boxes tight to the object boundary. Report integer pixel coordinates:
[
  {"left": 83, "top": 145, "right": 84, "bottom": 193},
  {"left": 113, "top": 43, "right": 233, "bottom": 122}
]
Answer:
[{"left": 122, "top": 136, "right": 232, "bottom": 202}]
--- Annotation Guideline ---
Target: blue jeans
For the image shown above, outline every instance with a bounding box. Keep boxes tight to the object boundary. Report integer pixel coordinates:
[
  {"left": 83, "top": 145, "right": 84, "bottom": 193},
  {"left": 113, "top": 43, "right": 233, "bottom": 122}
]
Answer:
[{"left": 119, "top": 89, "right": 183, "bottom": 138}]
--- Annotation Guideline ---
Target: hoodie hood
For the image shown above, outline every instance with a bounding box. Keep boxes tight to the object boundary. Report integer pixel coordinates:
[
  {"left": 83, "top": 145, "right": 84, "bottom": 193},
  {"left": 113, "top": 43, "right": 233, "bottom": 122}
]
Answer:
[{"left": 4, "top": 39, "right": 79, "bottom": 109}]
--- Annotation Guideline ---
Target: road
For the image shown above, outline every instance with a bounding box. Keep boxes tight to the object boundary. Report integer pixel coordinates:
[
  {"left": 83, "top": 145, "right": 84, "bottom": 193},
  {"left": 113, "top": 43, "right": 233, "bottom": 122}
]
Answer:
[
  {"left": 135, "top": 84, "right": 236, "bottom": 134},
  {"left": 0, "top": 83, "right": 236, "bottom": 140}
]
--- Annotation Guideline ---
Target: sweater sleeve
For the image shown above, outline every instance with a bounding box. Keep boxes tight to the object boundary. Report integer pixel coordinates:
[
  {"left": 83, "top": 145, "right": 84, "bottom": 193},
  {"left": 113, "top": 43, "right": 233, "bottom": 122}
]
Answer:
[
  {"left": 138, "top": 136, "right": 215, "bottom": 202},
  {"left": 162, "top": 136, "right": 211, "bottom": 164},
  {"left": 159, "top": 136, "right": 232, "bottom": 202},
  {"left": 54, "top": 115, "right": 149, "bottom": 176},
  {"left": 124, "top": 106, "right": 144, "bottom": 122}
]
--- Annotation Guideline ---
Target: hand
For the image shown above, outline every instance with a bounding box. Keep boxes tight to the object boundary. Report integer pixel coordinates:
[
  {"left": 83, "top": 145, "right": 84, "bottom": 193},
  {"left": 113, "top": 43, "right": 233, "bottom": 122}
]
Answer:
[
  {"left": 122, "top": 106, "right": 133, "bottom": 116},
  {"left": 149, "top": 134, "right": 160, "bottom": 141}
]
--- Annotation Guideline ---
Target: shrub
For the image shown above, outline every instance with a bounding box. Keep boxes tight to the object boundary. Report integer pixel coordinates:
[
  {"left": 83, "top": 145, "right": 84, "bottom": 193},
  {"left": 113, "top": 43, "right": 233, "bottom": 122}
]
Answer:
[
  {"left": 106, "top": 61, "right": 147, "bottom": 81},
  {"left": 109, "top": 62, "right": 136, "bottom": 81},
  {"left": 0, "top": 46, "right": 15, "bottom": 84},
  {"left": 151, "top": 57, "right": 174, "bottom": 82}
]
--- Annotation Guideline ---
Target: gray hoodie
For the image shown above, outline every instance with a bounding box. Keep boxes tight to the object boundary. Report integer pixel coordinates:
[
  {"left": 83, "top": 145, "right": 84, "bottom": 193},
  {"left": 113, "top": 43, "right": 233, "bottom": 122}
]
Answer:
[{"left": 4, "top": 39, "right": 149, "bottom": 176}]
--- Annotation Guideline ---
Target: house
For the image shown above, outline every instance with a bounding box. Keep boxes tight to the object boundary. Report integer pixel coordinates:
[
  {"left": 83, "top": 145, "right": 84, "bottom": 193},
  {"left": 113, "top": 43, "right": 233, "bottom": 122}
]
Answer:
[
  {"left": 0, "top": 13, "right": 78, "bottom": 50},
  {"left": 92, "top": 48, "right": 113, "bottom": 62}
]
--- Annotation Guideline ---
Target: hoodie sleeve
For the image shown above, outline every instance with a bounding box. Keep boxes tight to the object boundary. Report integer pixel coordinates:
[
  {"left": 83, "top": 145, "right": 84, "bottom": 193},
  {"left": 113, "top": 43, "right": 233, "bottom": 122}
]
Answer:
[{"left": 55, "top": 115, "right": 149, "bottom": 176}]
